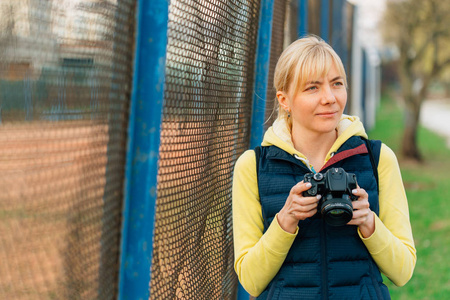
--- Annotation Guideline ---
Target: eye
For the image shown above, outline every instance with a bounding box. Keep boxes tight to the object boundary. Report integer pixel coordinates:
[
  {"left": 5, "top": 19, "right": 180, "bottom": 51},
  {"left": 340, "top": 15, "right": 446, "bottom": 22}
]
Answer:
[
  {"left": 305, "top": 86, "right": 318, "bottom": 91},
  {"left": 333, "top": 81, "right": 344, "bottom": 87}
]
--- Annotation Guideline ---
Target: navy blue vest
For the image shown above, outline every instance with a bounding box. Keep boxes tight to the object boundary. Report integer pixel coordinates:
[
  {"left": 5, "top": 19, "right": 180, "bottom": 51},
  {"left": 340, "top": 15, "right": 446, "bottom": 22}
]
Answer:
[{"left": 255, "top": 137, "right": 390, "bottom": 300}]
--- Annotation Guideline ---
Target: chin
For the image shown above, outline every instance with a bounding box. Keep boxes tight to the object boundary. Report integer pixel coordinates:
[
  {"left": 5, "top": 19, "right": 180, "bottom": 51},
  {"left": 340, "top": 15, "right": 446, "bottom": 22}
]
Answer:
[
  {"left": 318, "top": 119, "right": 340, "bottom": 130},
  {"left": 316, "top": 125, "right": 340, "bottom": 135},
  {"left": 317, "top": 128, "right": 338, "bottom": 134}
]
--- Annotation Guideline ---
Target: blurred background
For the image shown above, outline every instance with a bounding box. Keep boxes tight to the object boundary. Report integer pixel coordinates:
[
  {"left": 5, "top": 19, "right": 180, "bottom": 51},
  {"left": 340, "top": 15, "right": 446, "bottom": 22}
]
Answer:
[{"left": 0, "top": 0, "right": 449, "bottom": 299}]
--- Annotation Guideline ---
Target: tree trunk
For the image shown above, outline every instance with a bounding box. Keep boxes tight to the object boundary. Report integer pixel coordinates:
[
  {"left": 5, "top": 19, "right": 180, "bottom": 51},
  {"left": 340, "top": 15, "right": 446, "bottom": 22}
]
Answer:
[{"left": 401, "top": 99, "right": 422, "bottom": 161}]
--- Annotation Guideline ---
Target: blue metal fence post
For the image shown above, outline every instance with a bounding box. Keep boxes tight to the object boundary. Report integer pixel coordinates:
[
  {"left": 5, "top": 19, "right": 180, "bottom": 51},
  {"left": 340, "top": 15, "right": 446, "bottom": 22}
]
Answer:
[
  {"left": 298, "top": 0, "right": 308, "bottom": 37},
  {"left": 249, "top": 0, "right": 275, "bottom": 150},
  {"left": 118, "top": 0, "right": 169, "bottom": 299},
  {"left": 331, "top": 0, "right": 344, "bottom": 58},
  {"left": 320, "top": 0, "right": 330, "bottom": 41}
]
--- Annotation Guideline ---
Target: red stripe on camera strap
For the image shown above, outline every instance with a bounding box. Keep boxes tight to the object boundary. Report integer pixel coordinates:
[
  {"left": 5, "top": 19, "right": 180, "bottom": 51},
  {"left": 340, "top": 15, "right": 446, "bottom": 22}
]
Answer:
[{"left": 320, "top": 144, "right": 368, "bottom": 172}]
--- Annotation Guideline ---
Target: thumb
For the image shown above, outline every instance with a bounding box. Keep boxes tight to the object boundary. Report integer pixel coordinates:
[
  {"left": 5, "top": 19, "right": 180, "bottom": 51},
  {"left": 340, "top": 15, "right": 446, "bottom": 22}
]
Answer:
[{"left": 290, "top": 181, "right": 312, "bottom": 195}]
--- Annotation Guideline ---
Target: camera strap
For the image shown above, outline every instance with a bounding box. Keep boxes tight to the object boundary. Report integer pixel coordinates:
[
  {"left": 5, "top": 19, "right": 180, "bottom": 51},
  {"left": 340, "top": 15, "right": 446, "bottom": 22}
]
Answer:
[
  {"left": 362, "top": 138, "right": 380, "bottom": 195},
  {"left": 254, "top": 139, "right": 380, "bottom": 195}
]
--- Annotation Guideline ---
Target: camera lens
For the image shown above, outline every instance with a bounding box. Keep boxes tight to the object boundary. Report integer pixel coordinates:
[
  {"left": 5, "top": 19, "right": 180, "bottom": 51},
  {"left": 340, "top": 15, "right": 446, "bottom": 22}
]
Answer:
[
  {"left": 329, "top": 209, "right": 345, "bottom": 215},
  {"left": 320, "top": 196, "right": 353, "bottom": 226}
]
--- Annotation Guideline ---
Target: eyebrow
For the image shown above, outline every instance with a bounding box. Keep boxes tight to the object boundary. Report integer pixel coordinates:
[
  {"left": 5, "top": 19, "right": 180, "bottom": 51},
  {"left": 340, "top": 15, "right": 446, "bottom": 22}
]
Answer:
[
  {"left": 305, "top": 80, "right": 321, "bottom": 85},
  {"left": 306, "top": 76, "right": 343, "bottom": 85},
  {"left": 330, "top": 76, "right": 344, "bottom": 82}
]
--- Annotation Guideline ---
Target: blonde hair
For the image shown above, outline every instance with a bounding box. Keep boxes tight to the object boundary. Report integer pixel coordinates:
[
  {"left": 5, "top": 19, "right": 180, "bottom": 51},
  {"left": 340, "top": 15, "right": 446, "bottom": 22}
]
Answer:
[{"left": 273, "top": 35, "right": 347, "bottom": 124}]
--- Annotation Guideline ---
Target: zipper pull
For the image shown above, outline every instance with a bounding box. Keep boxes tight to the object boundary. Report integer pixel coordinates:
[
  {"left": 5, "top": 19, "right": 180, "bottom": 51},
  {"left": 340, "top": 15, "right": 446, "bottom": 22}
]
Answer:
[{"left": 293, "top": 154, "right": 316, "bottom": 173}]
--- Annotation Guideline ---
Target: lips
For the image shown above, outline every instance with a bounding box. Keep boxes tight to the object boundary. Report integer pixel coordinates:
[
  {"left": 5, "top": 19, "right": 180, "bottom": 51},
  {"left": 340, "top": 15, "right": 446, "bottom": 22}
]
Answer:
[{"left": 317, "top": 111, "right": 338, "bottom": 117}]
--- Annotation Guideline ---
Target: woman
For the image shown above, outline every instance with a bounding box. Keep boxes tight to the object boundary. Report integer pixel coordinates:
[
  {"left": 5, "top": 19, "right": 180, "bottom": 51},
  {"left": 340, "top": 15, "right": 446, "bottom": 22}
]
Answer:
[{"left": 232, "top": 36, "right": 416, "bottom": 299}]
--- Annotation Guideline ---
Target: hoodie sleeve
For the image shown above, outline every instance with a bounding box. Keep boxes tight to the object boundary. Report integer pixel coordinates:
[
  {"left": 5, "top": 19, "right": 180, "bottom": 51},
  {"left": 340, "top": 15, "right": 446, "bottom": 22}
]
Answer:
[
  {"left": 232, "top": 150, "right": 298, "bottom": 297},
  {"left": 358, "top": 143, "right": 417, "bottom": 286}
]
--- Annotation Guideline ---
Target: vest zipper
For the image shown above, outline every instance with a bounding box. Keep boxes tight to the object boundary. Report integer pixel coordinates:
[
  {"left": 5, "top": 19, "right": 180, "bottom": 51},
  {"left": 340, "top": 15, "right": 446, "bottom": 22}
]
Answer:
[
  {"left": 321, "top": 219, "right": 328, "bottom": 300},
  {"left": 293, "top": 152, "right": 327, "bottom": 298}
]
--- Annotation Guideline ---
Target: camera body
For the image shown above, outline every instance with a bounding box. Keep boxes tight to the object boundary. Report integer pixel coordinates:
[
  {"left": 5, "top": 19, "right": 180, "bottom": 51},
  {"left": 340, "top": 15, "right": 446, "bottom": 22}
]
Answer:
[{"left": 303, "top": 167, "right": 358, "bottom": 226}]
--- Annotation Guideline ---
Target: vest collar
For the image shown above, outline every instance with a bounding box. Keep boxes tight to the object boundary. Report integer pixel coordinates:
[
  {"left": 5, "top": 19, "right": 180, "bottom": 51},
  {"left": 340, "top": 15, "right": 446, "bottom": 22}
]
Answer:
[{"left": 263, "top": 136, "right": 369, "bottom": 173}]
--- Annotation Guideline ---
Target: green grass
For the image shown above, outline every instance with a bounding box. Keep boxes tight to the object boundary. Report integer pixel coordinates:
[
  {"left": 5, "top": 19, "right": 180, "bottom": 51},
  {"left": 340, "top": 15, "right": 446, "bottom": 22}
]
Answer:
[{"left": 369, "top": 94, "right": 450, "bottom": 299}]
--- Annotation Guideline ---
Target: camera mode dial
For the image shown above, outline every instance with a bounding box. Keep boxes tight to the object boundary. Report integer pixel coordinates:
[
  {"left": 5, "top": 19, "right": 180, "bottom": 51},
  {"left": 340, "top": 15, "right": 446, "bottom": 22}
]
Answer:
[{"left": 313, "top": 173, "right": 323, "bottom": 181}]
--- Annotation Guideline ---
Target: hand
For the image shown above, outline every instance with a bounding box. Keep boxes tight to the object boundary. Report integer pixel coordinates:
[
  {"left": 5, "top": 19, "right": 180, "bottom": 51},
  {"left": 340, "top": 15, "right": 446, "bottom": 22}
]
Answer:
[
  {"left": 277, "top": 181, "right": 320, "bottom": 234},
  {"left": 347, "top": 186, "right": 375, "bottom": 238}
]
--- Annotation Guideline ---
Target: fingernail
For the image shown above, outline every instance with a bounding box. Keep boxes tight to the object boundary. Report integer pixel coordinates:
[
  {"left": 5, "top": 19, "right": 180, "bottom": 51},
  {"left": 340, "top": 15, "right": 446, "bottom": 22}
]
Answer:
[
  {"left": 306, "top": 183, "right": 312, "bottom": 188},
  {"left": 352, "top": 189, "right": 357, "bottom": 194},
  {"left": 316, "top": 195, "right": 322, "bottom": 200}
]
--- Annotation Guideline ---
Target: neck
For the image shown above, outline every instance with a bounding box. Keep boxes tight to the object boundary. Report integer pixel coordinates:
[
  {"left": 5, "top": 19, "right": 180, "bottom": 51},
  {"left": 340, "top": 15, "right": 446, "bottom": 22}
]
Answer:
[{"left": 291, "top": 128, "right": 337, "bottom": 171}]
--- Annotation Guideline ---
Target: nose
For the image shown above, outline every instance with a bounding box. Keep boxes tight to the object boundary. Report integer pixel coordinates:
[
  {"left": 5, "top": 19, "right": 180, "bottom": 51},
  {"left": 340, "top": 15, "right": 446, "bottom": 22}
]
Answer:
[{"left": 321, "top": 84, "right": 336, "bottom": 104}]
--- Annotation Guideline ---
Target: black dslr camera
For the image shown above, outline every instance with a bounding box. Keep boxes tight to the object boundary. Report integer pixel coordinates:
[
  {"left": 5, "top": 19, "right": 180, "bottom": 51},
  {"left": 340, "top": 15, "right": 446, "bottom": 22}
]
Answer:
[{"left": 303, "top": 168, "right": 358, "bottom": 226}]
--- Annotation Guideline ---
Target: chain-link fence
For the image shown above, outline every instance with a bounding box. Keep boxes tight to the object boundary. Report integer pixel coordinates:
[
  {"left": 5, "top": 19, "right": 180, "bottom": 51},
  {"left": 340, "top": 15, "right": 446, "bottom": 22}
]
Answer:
[
  {"left": 0, "top": 0, "right": 135, "bottom": 299},
  {"left": 149, "top": 0, "right": 261, "bottom": 298}
]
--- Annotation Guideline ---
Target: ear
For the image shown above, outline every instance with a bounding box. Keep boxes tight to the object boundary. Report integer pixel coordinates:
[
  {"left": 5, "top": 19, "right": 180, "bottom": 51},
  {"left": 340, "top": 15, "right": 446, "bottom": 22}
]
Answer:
[{"left": 276, "top": 91, "right": 290, "bottom": 112}]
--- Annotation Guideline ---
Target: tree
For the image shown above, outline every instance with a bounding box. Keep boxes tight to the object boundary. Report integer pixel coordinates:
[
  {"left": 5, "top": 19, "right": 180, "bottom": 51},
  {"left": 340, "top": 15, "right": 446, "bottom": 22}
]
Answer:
[
  {"left": 0, "top": 3, "right": 16, "bottom": 70},
  {"left": 383, "top": 0, "right": 450, "bottom": 161}
]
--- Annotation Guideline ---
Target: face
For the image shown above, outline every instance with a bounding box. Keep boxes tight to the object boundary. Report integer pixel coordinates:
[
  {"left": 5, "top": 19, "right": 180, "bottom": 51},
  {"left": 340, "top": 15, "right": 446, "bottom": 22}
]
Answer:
[{"left": 278, "top": 63, "right": 347, "bottom": 136}]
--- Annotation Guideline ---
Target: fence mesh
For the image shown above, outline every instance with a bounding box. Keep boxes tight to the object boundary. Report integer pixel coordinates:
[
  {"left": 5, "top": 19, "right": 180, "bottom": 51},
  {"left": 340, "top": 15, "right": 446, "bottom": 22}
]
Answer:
[
  {"left": 0, "top": 0, "right": 135, "bottom": 299},
  {"left": 149, "top": 0, "right": 261, "bottom": 299}
]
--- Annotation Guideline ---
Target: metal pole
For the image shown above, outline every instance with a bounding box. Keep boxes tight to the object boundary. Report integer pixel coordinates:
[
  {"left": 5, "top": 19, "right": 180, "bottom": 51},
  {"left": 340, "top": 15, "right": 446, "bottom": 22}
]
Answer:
[
  {"left": 298, "top": 0, "right": 308, "bottom": 37},
  {"left": 249, "top": 0, "right": 275, "bottom": 150},
  {"left": 320, "top": 0, "right": 330, "bottom": 42},
  {"left": 331, "top": 0, "right": 344, "bottom": 57},
  {"left": 118, "top": 0, "right": 169, "bottom": 299}
]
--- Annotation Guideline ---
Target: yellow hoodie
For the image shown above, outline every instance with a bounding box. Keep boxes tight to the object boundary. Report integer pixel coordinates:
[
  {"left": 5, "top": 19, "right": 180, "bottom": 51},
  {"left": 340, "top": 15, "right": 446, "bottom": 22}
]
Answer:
[{"left": 232, "top": 115, "right": 416, "bottom": 297}]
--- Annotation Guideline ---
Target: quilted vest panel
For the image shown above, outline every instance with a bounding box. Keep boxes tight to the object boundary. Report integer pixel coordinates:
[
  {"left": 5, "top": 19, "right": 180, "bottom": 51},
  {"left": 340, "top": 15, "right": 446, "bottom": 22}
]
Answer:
[{"left": 256, "top": 137, "right": 390, "bottom": 300}]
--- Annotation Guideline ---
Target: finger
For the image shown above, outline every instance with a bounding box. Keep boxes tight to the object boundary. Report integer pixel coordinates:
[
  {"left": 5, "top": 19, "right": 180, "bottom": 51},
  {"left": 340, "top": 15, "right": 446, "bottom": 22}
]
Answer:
[
  {"left": 347, "top": 219, "right": 365, "bottom": 227},
  {"left": 351, "top": 198, "right": 370, "bottom": 210},
  {"left": 290, "top": 181, "right": 313, "bottom": 195},
  {"left": 290, "top": 208, "right": 318, "bottom": 220},
  {"left": 348, "top": 214, "right": 370, "bottom": 227},
  {"left": 292, "top": 199, "right": 319, "bottom": 212},
  {"left": 293, "top": 194, "right": 321, "bottom": 205},
  {"left": 351, "top": 208, "right": 369, "bottom": 220},
  {"left": 347, "top": 212, "right": 365, "bottom": 225},
  {"left": 347, "top": 219, "right": 358, "bottom": 226},
  {"left": 352, "top": 187, "right": 368, "bottom": 198}
]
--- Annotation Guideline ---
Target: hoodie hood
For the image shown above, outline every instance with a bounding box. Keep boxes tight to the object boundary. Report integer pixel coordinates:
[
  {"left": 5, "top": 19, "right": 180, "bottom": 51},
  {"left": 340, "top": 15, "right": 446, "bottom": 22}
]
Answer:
[{"left": 261, "top": 114, "right": 368, "bottom": 167}]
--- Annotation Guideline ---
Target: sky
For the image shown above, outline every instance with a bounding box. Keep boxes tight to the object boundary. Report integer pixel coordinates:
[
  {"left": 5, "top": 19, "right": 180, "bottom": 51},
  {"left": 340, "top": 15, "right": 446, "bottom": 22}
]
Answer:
[{"left": 349, "top": 0, "right": 387, "bottom": 49}]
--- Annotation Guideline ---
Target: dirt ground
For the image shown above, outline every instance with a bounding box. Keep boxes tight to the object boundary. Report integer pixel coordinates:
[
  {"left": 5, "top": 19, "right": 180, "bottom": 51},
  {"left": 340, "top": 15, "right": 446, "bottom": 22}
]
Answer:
[{"left": 0, "top": 120, "right": 112, "bottom": 299}]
